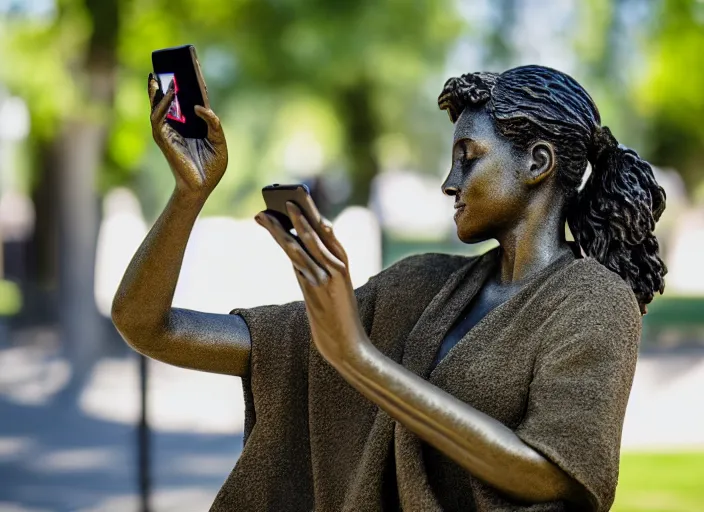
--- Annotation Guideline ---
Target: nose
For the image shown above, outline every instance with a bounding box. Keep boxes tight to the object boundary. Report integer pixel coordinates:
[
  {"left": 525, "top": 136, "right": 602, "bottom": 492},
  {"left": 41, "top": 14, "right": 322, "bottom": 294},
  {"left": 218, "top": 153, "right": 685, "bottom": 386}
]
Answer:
[
  {"left": 442, "top": 169, "right": 461, "bottom": 197},
  {"left": 443, "top": 183, "right": 459, "bottom": 197}
]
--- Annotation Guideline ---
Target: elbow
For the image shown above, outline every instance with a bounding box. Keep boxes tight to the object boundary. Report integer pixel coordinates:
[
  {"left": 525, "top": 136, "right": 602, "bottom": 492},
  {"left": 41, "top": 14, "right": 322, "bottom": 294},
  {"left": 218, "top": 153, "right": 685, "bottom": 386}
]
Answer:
[
  {"left": 507, "top": 454, "right": 592, "bottom": 507},
  {"left": 110, "top": 296, "right": 163, "bottom": 355},
  {"left": 110, "top": 295, "right": 125, "bottom": 329},
  {"left": 111, "top": 300, "right": 139, "bottom": 352},
  {"left": 110, "top": 294, "right": 134, "bottom": 340}
]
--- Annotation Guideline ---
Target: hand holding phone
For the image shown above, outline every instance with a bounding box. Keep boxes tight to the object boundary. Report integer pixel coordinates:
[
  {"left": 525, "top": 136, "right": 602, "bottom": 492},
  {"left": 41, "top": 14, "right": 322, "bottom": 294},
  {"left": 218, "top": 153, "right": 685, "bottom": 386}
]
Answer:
[
  {"left": 257, "top": 185, "right": 363, "bottom": 366},
  {"left": 261, "top": 184, "right": 322, "bottom": 233},
  {"left": 149, "top": 45, "right": 228, "bottom": 200},
  {"left": 261, "top": 184, "right": 336, "bottom": 263},
  {"left": 152, "top": 45, "right": 210, "bottom": 138}
]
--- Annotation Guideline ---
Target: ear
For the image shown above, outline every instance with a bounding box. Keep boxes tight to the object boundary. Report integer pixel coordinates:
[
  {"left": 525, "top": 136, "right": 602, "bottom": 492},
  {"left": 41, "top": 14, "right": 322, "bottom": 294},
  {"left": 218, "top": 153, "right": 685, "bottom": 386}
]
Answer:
[{"left": 526, "top": 142, "right": 556, "bottom": 186}]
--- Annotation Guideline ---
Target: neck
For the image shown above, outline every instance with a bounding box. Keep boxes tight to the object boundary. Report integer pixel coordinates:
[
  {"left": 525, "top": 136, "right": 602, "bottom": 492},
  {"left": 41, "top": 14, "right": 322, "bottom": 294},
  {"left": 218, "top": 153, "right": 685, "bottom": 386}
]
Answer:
[{"left": 494, "top": 195, "right": 572, "bottom": 285}]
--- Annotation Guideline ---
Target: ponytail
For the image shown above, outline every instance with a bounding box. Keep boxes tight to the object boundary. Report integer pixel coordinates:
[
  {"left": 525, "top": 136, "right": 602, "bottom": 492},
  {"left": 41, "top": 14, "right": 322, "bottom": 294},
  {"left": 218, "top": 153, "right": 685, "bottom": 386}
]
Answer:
[{"left": 567, "top": 126, "right": 667, "bottom": 314}]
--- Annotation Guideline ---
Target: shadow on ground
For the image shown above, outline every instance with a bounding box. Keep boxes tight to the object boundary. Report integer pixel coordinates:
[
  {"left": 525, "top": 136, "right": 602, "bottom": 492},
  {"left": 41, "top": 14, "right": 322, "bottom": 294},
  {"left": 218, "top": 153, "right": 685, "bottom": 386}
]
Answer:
[
  {"left": 0, "top": 393, "right": 242, "bottom": 511},
  {"left": 0, "top": 325, "right": 242, "bottom": 512}
]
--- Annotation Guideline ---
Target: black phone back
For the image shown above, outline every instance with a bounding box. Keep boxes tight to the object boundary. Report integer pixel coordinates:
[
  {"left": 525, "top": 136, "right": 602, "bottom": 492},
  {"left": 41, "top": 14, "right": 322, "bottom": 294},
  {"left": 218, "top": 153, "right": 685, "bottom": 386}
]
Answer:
[
  {"left": 152, "top": 45, "right": 208, "bottom": 139},
  {"left": 262, "top": 184, "right": 317, "bottom": 233}
]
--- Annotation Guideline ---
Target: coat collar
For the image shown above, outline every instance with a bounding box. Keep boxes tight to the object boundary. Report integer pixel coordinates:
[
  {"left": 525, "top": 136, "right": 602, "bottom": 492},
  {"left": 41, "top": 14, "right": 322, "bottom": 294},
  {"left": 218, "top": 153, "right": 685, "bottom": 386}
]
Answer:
[
  {"left": 400, "top": 247, "right": 500, "bottom": 379},
  {"left": 400, "top": 244, "right": 580, "bottom": 380}
]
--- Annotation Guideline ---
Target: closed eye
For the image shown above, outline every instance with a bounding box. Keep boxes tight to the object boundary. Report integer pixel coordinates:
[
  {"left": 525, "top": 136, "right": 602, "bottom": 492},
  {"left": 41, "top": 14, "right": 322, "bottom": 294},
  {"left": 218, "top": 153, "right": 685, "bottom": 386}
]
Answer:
[
  {"left": 453, "top": 150, "right": 474, "bottom": 164},
  {"left": 460, "top": 154, "right": 478, "bottom": 170},
  {"left": 452, "top": 139, "right": 483, "bottom": 170}
]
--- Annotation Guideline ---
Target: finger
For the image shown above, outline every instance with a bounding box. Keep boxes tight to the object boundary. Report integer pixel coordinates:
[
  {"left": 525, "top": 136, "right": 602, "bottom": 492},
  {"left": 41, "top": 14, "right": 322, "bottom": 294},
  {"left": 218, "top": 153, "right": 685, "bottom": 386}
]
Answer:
[
  {"left": 292, "top": 265, "right": 327, "bottom": 304},
  {"left": 148, "top": 73, "right": 162, "bottom": 110},
  {"left": 295, "top": 269, "right": 331, "bottom": 304},
  {"left": 151, "top": 105, "right": 186, "bottom": 149},
  {"left": 255, "top": 213, "right": 328, "bottom": 283},
  {"left": 287, "top": 202, "right": 344, "bottom": 274},
  {"left": 304, "top": 214, "right": 348, "bottom": 266},
  {"left": 151, "top": 80, "right": 176, "bottom": 125},
  {"left": 194, "top": 106, "right": 225, "bottom": 143},
  {"left": 295, "top": 195, "right": 348, "bottom": 264},
  {"left": 319, "top": 220, "right": 349, "bottom": 266},
  {"left": 293, "top": 264, "right": 319, "bottom": 288}
]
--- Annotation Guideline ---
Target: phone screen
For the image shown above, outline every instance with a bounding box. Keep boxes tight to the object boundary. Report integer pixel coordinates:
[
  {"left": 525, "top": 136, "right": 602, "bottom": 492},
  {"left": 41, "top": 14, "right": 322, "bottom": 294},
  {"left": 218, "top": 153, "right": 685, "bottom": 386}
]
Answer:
[
  {"left": 154, "top": 72, "right": 185, "bottom": 123},
  {"left": 152, "top": 45, "right": 208, "bottom": 138}
]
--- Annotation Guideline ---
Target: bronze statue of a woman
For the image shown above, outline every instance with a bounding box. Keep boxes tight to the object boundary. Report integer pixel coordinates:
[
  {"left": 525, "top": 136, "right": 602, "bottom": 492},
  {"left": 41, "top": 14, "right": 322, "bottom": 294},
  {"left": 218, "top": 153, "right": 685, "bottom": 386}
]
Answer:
[{"left": 112, "top": 65, "right": 666, "bottom": 511}]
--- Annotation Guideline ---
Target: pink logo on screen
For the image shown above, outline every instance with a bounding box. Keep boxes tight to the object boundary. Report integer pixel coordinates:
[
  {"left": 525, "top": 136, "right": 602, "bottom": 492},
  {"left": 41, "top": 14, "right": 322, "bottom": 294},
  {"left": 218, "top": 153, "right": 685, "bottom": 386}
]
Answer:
[{"left": 166, "top": 75, "right": 186, "bottom": 124}]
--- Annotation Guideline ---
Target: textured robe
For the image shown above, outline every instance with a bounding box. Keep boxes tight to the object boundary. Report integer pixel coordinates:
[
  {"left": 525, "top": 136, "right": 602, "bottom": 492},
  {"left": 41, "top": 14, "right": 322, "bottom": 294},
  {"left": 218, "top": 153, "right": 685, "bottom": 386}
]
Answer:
[{"left": 212, "top": 245, "right": 641, "bottom": 511}]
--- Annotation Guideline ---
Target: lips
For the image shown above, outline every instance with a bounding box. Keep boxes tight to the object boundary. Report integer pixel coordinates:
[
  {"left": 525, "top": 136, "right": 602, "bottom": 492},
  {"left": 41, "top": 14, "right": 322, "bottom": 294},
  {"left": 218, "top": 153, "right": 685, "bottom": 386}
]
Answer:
[{"left": 453, "top": 203, "right": 465, "bottom": 220}]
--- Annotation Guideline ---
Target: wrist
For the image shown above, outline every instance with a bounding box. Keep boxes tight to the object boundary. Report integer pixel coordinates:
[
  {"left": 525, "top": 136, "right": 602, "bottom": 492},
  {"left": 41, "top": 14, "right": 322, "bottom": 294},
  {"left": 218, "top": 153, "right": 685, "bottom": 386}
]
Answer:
[
  {"left": 336, "top": 334, "right": 377, "bottom": 375},
  {"left": 171, "top": 187, "right": 208, "bottom": 210}
]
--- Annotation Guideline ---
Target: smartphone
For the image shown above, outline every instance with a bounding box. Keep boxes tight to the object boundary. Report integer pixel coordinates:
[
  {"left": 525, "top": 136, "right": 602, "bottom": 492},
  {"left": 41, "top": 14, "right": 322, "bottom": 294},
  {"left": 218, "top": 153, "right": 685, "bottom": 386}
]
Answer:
[
  {"left": 262, "top": 184, "right": 321, "bottom": 233},
  {"left": 151, "top": 44, "right": 209, "bottom": 139}
]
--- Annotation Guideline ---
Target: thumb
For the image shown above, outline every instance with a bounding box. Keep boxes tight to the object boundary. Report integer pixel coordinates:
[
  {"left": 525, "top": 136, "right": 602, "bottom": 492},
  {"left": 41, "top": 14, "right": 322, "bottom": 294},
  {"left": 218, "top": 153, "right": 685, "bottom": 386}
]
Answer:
[{"left": 195, "top": 105, "right": 225, "bottom": 143}]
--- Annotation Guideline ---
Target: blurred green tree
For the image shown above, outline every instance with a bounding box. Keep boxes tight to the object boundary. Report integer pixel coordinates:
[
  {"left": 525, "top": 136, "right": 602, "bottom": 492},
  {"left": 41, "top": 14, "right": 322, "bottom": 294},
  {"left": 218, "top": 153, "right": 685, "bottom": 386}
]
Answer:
[
  {"left": 636, "top": 0, "right": 704, "bottom": 199},
  {"left": 1, "top": 0, "right": 121, "bottom": 379},
  {"left": 119, "top": 0, "right": 464, "bottom": 208},
  {"left": 0, "top": 0, "right": 463, "bottom": 366},
  {"left": 572, "top": 0, "right": 704, "bottom": 198}
]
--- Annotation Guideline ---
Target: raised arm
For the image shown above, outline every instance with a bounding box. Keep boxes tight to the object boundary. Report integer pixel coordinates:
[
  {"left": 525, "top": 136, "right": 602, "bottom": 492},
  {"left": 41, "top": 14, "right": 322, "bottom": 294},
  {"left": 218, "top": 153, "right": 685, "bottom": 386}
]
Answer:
[{"left": 111, "top": 74, "right": 250, "bottom": 377}]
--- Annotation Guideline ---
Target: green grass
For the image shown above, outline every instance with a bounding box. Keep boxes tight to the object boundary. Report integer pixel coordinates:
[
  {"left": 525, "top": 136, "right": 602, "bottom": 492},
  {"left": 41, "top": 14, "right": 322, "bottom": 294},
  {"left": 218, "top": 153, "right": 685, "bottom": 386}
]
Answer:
[
  {"left": 0, "top": 279, "right": 21, "bottom": 316},
  {"left": 612, "top": 452, "right": 704, "bottom": 512}
]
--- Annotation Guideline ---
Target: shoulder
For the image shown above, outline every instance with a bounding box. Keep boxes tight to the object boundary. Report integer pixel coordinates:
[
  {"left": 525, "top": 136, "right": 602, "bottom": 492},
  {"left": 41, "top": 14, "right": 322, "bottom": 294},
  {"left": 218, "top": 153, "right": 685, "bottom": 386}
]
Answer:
[
  {"left": 360, "top": 252, "right": 473, "bottom": 308},
  {"left": 383, "top": 252, "right": 470, "bottom": 276},
  {"left": 357, "top": 252, "right": 474, "bottom": 338},
  {"left": 559, "top": 257, "right": 641, "bottom": 315},
  {"left": 372, "top": 252, "right": 472, "bottom": 289},
  {"left": 540, "top": 257, "right": 642, "bottom": 349}
]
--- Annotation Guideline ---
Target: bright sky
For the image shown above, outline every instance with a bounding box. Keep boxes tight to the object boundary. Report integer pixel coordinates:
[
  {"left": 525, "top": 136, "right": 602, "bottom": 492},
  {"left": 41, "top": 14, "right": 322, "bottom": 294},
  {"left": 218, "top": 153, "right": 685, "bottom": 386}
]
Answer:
[{"left": 0, "top": 0, "right": 54, "bottom": 18}]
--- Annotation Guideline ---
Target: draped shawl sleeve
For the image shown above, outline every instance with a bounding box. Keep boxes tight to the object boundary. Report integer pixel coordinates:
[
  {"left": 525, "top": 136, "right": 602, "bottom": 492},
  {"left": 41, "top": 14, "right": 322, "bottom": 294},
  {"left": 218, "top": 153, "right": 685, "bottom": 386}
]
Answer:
[
  {"left": 212, "top": 254, "right": 453, "bottom": 511},
  {"left": 514, "top": 272, "right": 642, "bottom": 511},
  {"left": 230, "top": 267, "right": 381, "bottom": 445}
]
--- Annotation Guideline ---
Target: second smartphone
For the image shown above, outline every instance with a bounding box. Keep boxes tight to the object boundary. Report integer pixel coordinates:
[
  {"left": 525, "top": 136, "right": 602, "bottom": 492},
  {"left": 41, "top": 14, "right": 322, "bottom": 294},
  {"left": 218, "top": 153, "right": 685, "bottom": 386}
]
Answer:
[{"left": 152, "top": 44, "right": 209, "bottom": 139}]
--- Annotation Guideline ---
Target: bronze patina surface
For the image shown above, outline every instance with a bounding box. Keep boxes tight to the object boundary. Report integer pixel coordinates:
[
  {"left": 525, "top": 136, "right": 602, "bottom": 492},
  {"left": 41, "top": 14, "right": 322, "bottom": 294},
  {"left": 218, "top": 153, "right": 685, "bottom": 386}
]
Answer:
[{"left": 112, "top": 66, "right": 666, "bottom": 511}]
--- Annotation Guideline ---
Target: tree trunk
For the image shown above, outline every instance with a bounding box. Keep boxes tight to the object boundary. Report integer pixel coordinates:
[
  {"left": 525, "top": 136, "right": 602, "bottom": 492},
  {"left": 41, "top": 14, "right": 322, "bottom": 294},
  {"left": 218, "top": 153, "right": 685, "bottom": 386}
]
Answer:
[
  {"left": 339, "top": 82, "right": 380, "bottom": 207},
  {"left": 22, "top": 140, "right": 59, "bottom": 323},
  {"left": 54, "top": 0, "right": 120, "bottom": 391},
  {"left": 56, "top": 120, "right": 106, "bottom": 378}
]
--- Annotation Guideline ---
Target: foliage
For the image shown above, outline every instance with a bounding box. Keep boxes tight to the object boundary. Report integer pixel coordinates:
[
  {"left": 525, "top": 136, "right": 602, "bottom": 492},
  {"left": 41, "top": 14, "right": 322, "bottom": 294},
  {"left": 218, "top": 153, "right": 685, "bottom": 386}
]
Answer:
[
  {"left": 564, "top": 0, "right": 704, "bottom": 199},
  {"left": 1, "top": 0, "right": 464, "bottom": 216},
  {"left": 636, "top": 0, "right": 704, "bottom": 198},
  {"left": 3, "top": 0, "right": 704, "bottom": 210},
  {"left": 0, "top": 1, "right": 93, "bottom": 141}
]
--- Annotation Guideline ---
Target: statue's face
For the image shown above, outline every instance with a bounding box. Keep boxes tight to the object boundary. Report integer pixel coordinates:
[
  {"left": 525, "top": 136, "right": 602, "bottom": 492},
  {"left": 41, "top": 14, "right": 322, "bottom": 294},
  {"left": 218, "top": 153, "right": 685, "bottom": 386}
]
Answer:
[{"left": 442, "top": 107, "right": 528, "bottom": 244}]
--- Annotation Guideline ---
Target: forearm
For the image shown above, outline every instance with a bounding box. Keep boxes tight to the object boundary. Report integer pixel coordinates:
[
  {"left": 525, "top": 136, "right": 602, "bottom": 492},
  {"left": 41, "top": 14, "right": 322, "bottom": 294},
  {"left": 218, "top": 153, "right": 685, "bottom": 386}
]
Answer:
[
  {"left": 109, "top": 79, "right": 252, "bottom": 376},
  {"left": 334, "top": 339, "right": 587, "bottom": 505},
  {"left": 112, "top": 189, "right": 205, "bottom": 343}
]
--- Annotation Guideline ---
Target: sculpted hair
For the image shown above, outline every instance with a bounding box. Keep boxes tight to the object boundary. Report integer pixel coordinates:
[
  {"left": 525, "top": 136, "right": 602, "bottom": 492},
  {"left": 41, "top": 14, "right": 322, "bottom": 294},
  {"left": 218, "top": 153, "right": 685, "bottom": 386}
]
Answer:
[{"left": 438, "top": 65, "right": 666, "bottom": 313}]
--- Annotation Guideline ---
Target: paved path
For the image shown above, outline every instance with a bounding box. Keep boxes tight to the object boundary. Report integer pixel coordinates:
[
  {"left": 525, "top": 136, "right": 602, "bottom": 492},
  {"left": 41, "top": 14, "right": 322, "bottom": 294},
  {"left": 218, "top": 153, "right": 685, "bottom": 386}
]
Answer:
[
  {"left": 0, "top": 327, "right": 244, "bottom": 512},
  {"left": 2, "top": 326, "right": 703, "bottom": 511}
]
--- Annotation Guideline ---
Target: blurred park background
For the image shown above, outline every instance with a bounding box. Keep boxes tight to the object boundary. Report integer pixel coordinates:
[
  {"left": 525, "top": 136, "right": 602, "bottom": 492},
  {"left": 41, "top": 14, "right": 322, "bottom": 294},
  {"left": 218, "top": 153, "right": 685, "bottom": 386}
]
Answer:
[{"left": 0, "top": 0, "right": 703, "bottom": 510}]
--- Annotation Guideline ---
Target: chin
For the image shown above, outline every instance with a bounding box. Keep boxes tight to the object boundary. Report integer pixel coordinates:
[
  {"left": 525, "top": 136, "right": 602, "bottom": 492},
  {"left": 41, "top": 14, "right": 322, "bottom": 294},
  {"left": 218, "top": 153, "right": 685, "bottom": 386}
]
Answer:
[
  {"left": 454, "top": 208, "right": 495, "bottom": 244},
  {"left": 455, "top": 225, "right": 490, "bottom": 245}
]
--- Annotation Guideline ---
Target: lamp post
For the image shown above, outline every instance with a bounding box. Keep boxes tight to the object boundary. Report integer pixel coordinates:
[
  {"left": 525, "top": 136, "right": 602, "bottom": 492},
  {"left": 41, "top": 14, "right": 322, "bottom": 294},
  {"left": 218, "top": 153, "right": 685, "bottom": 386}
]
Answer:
[{"left": 139, "top": 354, "right": 151, "bottom": 512}]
